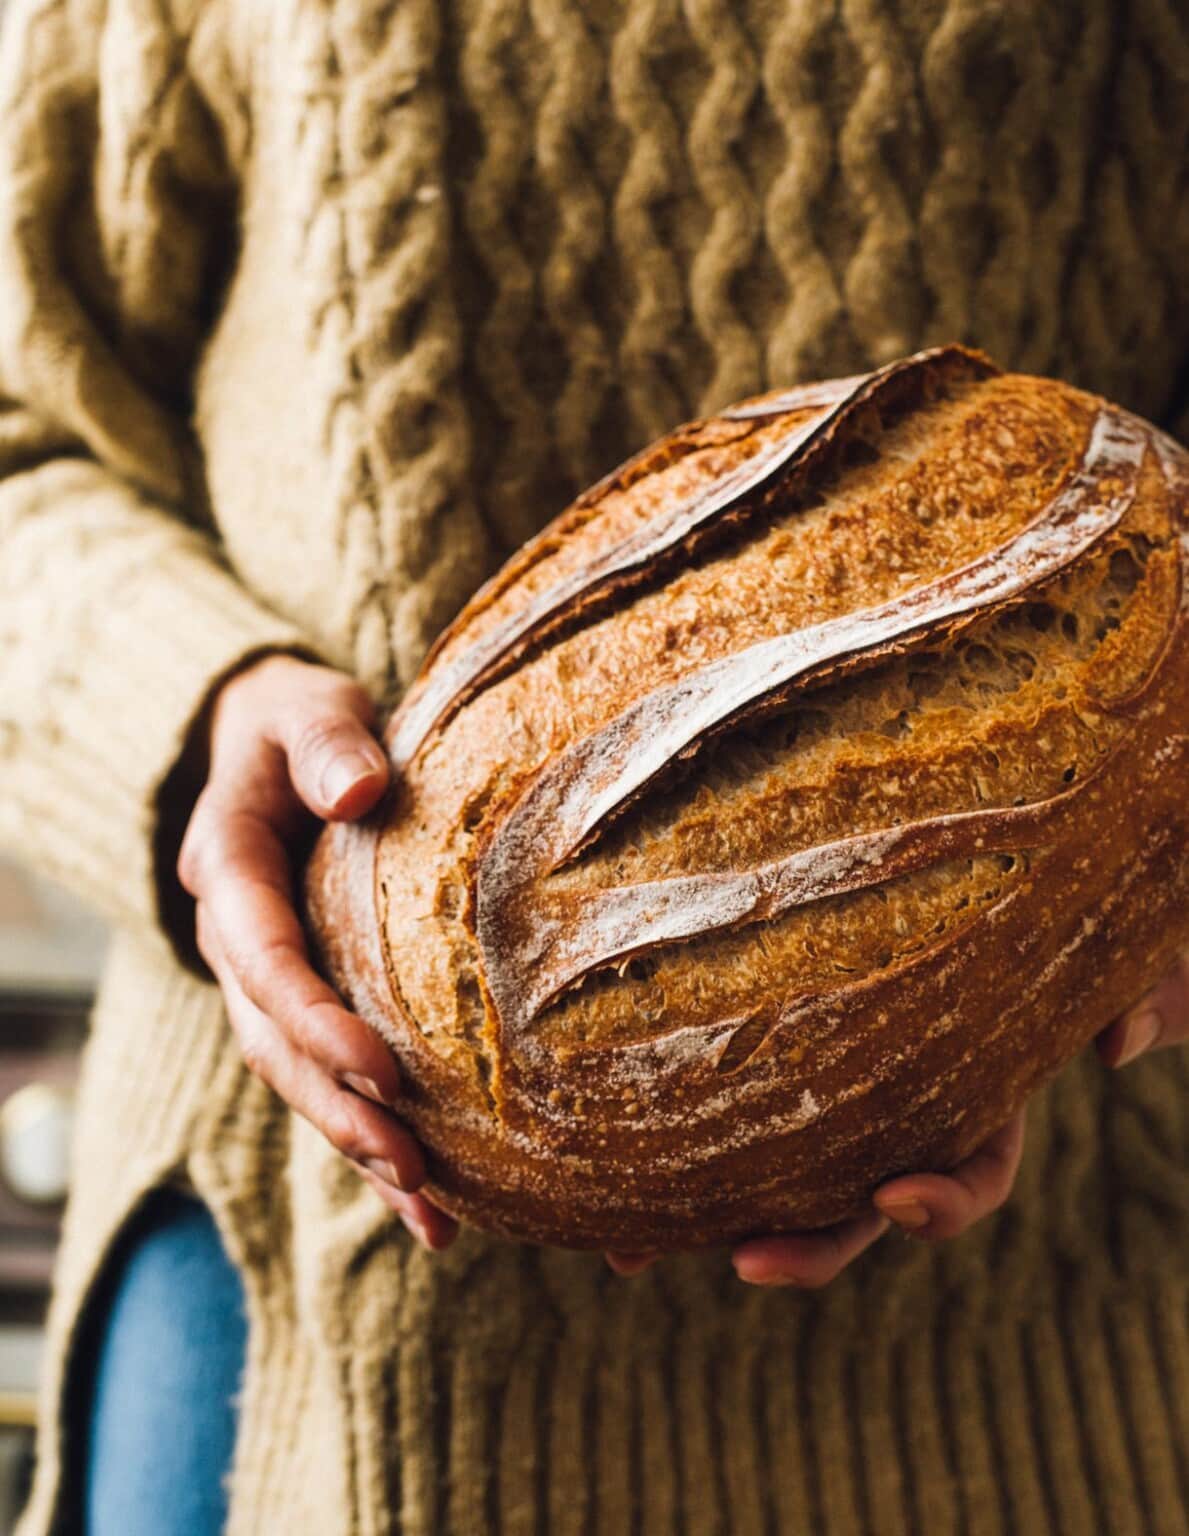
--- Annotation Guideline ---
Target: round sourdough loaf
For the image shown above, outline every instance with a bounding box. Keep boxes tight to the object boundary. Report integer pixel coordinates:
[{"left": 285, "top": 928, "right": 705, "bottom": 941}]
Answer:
[{"left": 304, "top": 345, "right": 1189, "bottom": 1251}]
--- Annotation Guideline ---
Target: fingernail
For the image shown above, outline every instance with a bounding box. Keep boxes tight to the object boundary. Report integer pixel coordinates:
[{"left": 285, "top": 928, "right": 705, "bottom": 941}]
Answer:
[
  {"left": 363, "top": 1157, "right": 403, "bottom": 1190},
  {"left": 875, "top": 1197, "right": 930, "bottom": 1231},
  {"left": 732, "top": 1265, "right": 800, "bottom": 1288},
  {"left": 400, "top": 1211, "right": 431, "bottom": 1249},
  {"left": 1115, "top": 1008, "right": 1162, "bottom": 1067},
  {"left": 607, "top": 1253, "right": 658, "bottom": 1277},
  {"left": 322, "top": 751, "right": 384, "bottom": 808},
  {"left": 342, "top": 1073, "right": 390, "bottom": 1107}
]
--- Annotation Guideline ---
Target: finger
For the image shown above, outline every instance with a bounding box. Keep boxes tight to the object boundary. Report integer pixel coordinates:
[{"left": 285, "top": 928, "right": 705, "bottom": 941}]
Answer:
[
  {"left": 1097, "top": 950, "right": 1189, "bottom": 1067},
  {"left": 356, "top": 1167, "right": 460, "bottom": 1251},
  {"left": 199, "top": 906, "right": 425, "bottom": 1192},
  {"left": 873, "top": 1108, "right": 1028, "bottom": 1240},
  {"left": 604, "top": 1250, "right": 661, "bottom": 1277},
  {"left": 253, "top": 665, "right": 389, "bottom": 821},
  {"left": 731, "top": 1211, "right": 890, "bottom": 1287},
  {"left": 180, "top": 734, "right": 307, "bottom": 867},
  {"left": 193, "top": 808, "right": 402, "bottom": 1105}
]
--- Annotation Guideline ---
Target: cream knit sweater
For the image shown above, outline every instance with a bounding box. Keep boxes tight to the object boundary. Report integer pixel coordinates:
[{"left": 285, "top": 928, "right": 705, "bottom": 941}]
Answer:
[{"left": 1, "top": 0, "right": 1187, "bottom": 1531}]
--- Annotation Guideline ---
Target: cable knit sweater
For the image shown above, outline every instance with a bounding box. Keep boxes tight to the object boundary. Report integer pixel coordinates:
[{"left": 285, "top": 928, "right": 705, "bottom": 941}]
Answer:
[{"left": 1, "top": 0, "right": 1187, "bottom": 1531}]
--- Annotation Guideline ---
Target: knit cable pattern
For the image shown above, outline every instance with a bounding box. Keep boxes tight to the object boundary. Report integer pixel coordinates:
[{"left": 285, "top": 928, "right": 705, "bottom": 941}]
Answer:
[
  {"left": 4, "top": 0, "right": 1189, "bottom": 1531},
  {"left": 291, "top": 0, "right": 494, "bottom": 699}
]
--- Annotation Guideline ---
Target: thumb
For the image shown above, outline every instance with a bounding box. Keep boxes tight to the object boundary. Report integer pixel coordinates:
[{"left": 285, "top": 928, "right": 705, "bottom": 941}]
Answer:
[
  {"left": 275, "top": 677, "right": 391, "bottom": 821},
  {"left": 1098, "top": 948, "right": 1189, "bottom": 1068}
]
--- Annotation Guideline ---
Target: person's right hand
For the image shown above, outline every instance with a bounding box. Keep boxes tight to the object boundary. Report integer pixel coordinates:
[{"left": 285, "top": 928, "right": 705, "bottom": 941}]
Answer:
[{"left": 177, "top": 653, "right": 457, "bottom": 1250}]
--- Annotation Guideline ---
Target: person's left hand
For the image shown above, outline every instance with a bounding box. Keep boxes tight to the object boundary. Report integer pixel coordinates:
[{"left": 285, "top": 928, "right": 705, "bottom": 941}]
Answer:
[
  {"left": 608, "top": 1112, "right": 1027, "bottom": 1282},
  {"left": 415, "top": 1112, "right": 1028, "bottom": 1279},
  {"left": 382, "top": 955, "right": 1186, "bottom": 1272},
  {"left": 605, "top": 947, "right": 1189, "bottom": 1284}
]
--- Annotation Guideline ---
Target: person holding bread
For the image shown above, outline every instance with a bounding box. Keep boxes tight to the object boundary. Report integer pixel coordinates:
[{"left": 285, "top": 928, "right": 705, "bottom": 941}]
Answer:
[{"left": 0, "top": 0, "right": 1185, "bottom": 1532}]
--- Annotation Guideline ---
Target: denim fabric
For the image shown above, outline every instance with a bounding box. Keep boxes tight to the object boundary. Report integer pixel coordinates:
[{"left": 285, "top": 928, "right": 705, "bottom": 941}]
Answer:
[{"left": 76, "top": 1187, "right": 247, "bottom": 1536}]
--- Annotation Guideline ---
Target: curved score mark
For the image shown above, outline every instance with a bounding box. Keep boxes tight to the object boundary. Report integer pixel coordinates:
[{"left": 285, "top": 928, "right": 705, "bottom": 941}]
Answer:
[
  {"left": 388, "top": 346, "right": 996, "bottom": 769},
  {"left": 501, "top": 765, "right": 1106, "bottom": 1027},
  {"left": 388, "top": 397, "right": 855, "bottom": 768},
  {"left": 475, "top": 407, "right": 1149, "bottom": 1038},
  {"left": 720, "top": 372, "right": 870, "bottom": 420}
]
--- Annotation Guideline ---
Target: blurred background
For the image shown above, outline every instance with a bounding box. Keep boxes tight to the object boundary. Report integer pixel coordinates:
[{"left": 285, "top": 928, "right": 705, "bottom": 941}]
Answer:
[{"left": 0, "top": 857, "right": 106, "bottom": 1526}]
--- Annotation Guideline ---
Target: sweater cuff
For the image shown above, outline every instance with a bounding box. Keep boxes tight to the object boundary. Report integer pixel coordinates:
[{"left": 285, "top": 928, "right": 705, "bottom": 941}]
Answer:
[{"left": 2, "top": 541, "right": 321, "bottom": 965}]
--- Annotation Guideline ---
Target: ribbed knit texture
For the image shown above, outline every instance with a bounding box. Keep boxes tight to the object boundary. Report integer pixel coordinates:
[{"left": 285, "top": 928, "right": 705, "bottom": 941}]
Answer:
[{"left": 0, "top": 0, "right": 1186, "bottom": 1531}]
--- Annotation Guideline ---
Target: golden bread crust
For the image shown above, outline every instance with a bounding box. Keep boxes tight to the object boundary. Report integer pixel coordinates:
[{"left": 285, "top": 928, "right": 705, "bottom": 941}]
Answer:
[{"left": 305, "top": 345, "right": 1189, "bottom": 1250}]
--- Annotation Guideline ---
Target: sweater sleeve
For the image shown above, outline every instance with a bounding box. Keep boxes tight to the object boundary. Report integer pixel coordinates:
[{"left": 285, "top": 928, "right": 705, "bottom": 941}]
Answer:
[{"left": 0, "top": 0, "right": 316, "bottom": 950}]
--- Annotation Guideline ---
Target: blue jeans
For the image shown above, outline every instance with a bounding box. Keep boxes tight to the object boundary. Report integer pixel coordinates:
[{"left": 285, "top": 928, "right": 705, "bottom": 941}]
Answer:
[{"left": 74, "top": 1186, "right": 248, "bottom": 1536}]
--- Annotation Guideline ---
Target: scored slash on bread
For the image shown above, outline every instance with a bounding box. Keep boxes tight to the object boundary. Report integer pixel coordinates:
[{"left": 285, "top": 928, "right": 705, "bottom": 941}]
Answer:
[
  {"left": 305, "top": 344, "right": 1188, "bottom": 1250},
  {"left": 477, "top": 409, "right": 1148, "bottom": 1033},
  {"left": 389, "top": 348, "right": 999, "bottom": 768}
]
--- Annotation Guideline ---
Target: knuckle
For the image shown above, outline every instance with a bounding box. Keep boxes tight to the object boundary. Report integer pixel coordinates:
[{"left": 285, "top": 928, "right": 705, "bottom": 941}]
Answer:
[
  {"left": 177, "top": 797, "right": 216, "bottom": 893},
  {"left": 239, "top": 1038, "right": 267, "bottom": 1080},
  {"left": 194, "top": 905, "right": 216, "bottom": 966},
  {"left": 235, "top": 936, "right": 294, "bottom": 1014},
  {"left": 320, "top": 1092, "right": 373, "bottom": 1163},
  {"left": 335, "top": 677, "right": 377, "bottom": 726},
  {"left": 284, "top": 1000, "right": 343, "bottom": 1070},
  {"left": 234, "top": 1024, "right": 271, "bottom": 1085},
  {"left": 945, "top": 1196, "right": 979, "bottom": 1233},
  {"left": 291, "top": 713, "right": 357, "bottom": 772},
  {"left": 186, "top": 803, "right": 241, "bottom": 886},
  {"left": 176, "top": 839, "right": 199, "bottom": 894}
]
